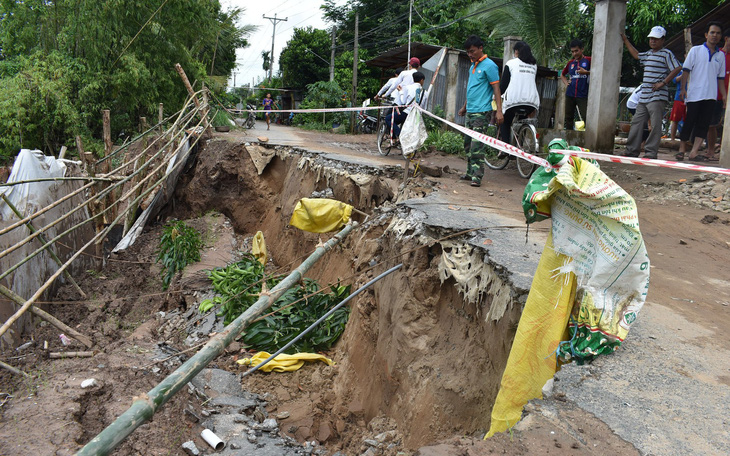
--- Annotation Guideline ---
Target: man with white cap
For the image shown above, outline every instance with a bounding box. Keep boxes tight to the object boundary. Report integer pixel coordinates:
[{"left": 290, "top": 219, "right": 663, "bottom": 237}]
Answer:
[{"left": 621, "top": 26, "right": 681, "bottom": 159}]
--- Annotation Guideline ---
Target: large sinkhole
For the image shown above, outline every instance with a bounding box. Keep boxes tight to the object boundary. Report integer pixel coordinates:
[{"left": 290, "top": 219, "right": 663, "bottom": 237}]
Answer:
[{"left": 165, "top": 136, "right": 533, "bottom": 451}]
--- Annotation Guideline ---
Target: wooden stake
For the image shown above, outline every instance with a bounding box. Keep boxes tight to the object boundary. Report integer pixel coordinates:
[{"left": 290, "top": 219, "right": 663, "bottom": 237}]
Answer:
[
  {"left": 1, "top": 195, "right": 86, "bottom": 299},
  {"left": 101, "top": 109, "right": 116, "bottom": 224},
  {"left": 0, "top": 359, "right": 29, "bottom": 378},
  {"left": 174, "top": 64, "right": 200, "bottom": 108},
  {"left": 0, "top": 284, "right": 93, "bottom": 348},
  {"left": 159, "top": 103, "right": 164, "bottom": 133},
  {"left": 49, "top": 351, "right": 94, "bottom": 359}
]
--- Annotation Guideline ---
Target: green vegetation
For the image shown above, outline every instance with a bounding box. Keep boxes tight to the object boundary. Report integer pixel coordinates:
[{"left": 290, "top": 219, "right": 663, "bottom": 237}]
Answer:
[
  {"left": 157, "top": 221, "right": 203, "bottom": 290},
  {"left": 423, "top": 130, "right": 464, "bottom": 155},
  {"left": 0, "top": 0, "right": 254, "bottom": 162},
  {"left": 199, "top": 255, "right": 351, "bottom": 354},
  {"left": 296, "top": 80, "right": 349, "bottom": 130},
  {"left": 211, "top": 109, "right": 234, "bottom": 128}
]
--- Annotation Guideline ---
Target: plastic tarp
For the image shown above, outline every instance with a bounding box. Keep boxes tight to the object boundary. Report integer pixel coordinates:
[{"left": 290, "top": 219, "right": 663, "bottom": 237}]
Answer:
[
  {"left": 237, "top": 351, "right": 334, "bottom": 372},
  {"left": 487, "top": 152, "right": 649, "bottom": 437},
  {"left": 289, "top": 198, "right": 353, "bottom": 233},
  {"left": 0, "top": 150, "right": 93, "bottom": 346},
  {"left": 113, "top": 134, "right": 194, "bottom": 253},
  {"left": 400, "top": 108, "right": 428, "bottom": 158}
]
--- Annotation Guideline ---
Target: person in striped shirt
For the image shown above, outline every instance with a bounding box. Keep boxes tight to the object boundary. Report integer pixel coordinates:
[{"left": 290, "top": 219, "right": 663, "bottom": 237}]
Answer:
[{"left": 621, "top": 26, "right": 681, "bottom": 159}]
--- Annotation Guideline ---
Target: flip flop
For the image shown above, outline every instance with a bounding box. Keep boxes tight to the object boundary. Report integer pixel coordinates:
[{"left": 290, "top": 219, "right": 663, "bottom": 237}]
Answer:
[
  {"left": 688, "top": 155, "right": 709, "bottom": 162},
  {"left": 674, "top": 152, "right": 684, "bottom": 161},
  {"left": 706, "top": 155, "right": 720, "bottom": 162}
]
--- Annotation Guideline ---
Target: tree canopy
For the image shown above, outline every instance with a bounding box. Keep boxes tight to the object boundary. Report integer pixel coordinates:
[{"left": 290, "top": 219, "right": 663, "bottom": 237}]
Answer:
[
  {"left": 279, "top": 27, "right": 331, "bottom": 88},
  {"left": 0, "top": 0, "right": 254, "bottom": 161}
]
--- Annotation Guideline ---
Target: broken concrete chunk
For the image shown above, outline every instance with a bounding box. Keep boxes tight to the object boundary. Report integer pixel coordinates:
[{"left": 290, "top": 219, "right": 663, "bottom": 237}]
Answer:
[
  {"left": 260, "top": 418, "right": 278, "bottom": 432},
  {"left": 181, "top": 441, "right": 199, "bottom": 456}
]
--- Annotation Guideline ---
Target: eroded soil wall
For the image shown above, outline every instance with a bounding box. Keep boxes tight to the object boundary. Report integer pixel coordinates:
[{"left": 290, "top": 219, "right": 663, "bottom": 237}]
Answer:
[{"left": 172, "top": 138, "right": 525, "bottom": 448}]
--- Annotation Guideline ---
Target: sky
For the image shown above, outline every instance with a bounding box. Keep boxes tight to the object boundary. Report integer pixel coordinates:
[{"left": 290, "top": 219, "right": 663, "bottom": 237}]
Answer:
[{"left": 222, "top": 0, "right": 347, "bottom": 89}]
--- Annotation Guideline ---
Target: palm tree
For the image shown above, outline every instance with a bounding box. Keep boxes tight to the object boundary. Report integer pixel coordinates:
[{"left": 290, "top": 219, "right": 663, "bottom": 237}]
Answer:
[{"left": 466, "top": 0, "right": 573, "bottom": 67}]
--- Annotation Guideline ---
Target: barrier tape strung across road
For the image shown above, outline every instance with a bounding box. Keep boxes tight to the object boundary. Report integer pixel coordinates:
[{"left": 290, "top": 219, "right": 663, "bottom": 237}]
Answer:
[
  {"left": 544, "top": 148, "right": 730, "bottom": 176},
  {"left": 228, "top": 101, "right": 730, "bottom": 176},
  {"left": 414, "top": 105, "right": 551, "bottom": 168},
  {"left": 414, "top": 105, "right": 730, "bottom": 177},
  {"left": 234, "top": 105, "right": 404, "bottom": 114}
]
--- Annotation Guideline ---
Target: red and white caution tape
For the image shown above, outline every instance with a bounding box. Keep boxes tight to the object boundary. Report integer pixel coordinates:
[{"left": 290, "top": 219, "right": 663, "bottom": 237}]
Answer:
[
  {"left": 415, "top": 105, "right": 551, "bottom": 168},
  {"left": 546, "top": 148, "right": 730, "bottom": 176},
  {"left": 237, "top": 105, "right": 405, "bottom": 114}
]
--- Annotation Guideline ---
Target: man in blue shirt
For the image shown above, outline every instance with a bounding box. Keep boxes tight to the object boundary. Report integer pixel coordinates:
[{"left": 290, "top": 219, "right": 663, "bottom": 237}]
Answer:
[
  {"left": 458, "top": 35, "right": 503, "bottom": 187},
  {"left": 560, "top": 39, "right": 591, "bottom": 130}
]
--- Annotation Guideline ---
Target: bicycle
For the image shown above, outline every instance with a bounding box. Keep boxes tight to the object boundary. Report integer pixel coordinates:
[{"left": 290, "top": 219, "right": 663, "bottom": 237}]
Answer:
[
  {"left": 484, "top": 108, "right": 542, "bottom": 178},
  {"left": 376, "top": 103, "right": 401, "bottom": 156}
]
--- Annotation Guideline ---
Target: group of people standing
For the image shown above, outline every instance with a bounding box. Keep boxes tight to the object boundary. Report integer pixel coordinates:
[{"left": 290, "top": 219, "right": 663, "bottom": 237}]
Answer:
[{"left": 622, "top": 22, "right": 729, "bottom": 162}]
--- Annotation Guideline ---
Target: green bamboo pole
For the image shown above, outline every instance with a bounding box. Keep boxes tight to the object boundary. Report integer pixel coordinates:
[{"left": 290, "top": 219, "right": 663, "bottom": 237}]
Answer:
[{"left": 76, "top": 222, "right": 357, "bottom": 456}]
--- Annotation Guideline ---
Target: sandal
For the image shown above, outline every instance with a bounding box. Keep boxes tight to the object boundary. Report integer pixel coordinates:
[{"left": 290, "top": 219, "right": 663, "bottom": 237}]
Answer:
[
  {"left": 688, "top": 155, "right": 709, "bottom": 162},
  {"left": 674, "top": 152, "right": 684, "bottom": 161},
  {"left": 706, "top": 155, "right": 720, "bottom": 162}
]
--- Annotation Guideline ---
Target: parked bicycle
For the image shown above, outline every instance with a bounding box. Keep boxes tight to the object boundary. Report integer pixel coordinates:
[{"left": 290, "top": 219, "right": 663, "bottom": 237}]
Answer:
[{"left": 484, "top": 108, "right": 542, "bottom": 178}]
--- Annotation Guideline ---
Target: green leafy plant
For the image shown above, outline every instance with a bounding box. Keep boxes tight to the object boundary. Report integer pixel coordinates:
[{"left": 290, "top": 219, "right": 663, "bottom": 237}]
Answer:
[
  {"left": 211, "top": 109, "right": 233, "bottom": 128},
  {"left": 199, "top": 254, "right": 351, "bottom": 354},
  {"left": 423, "top": 129, "right": 465, "bottom": 155},
  {"left": 157, "top": 221, "right": 203, "bottom": 290}
]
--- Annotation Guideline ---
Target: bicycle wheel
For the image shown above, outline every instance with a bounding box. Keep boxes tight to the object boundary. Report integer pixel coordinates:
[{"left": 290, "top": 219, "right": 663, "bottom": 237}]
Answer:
[
  {"left": 516, "top": 124, "right": 539, "bottom": 178},
  {"left": 484, "top": 124, "right": 509, "bottom": 170},
  {"left": 377, "top": 123, "right": 392, "bottom": 156},
  {"left": 246, "top": 116, "right": 255, "bottom": 129}
]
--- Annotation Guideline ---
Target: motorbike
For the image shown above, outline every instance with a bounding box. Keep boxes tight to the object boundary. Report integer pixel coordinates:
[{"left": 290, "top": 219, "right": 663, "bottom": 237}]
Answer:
[
  {"left": 244, "top": 104, "right": 256, "bottom": 129},
  {"left": 355, "top": 99, "right": 378, "bottom": 134}
]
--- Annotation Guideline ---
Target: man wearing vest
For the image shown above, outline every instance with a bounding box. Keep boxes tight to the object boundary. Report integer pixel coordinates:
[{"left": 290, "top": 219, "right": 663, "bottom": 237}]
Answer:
[
  {"left": 621, "top": 26, "right": 681, "bottom": 159},
  {"left": 458, "top": 35, "right": 503, "bottom": 187}
]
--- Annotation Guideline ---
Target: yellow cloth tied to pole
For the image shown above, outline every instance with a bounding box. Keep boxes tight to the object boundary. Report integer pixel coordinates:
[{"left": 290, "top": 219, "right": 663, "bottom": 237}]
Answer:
[
  {"left": 251, "top": 231, "right": 267, "bottom": 264},
  {"left": 236, "top": 351, "right": 334, "bottom": 373},
  {"left": 289, "top": 198, "right": 353, "bottom": 233}
]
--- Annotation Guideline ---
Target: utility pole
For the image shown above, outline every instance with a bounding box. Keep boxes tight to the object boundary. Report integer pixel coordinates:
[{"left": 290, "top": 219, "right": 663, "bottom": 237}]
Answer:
[
  {"left": 407, "top": 0, "right": 413, "bottom": 63},
  {"left": 263, "top": 13, "right": 288, "bottom": 81},
  {"left": 329, "top": 26, "right": 336, "bottom": 82},
  {"left": 351, "top": 10, "right": 359, "bottom": 134}
]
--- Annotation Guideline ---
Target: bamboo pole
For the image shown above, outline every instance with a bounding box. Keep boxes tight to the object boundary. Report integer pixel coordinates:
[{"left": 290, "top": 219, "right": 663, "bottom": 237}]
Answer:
[
  {"left": 0, "top": 359, "right": 29, "bottom": 378},
  {"left": 175, "top": 64, "right": 200, "bottom": 108},
  {"left": 124, "top": 118, "right": 149, "bottom": 236},
  {"left": 101, "top": 109, "right": 114, "bottom": 223},
  {"left": 76, "top": 222, "right": 357, "bottom": 456},
  {"left": 0, "top": 284, "right": 93, "bottom": 348},
  {"left": 0, "top": 176, "right": 123, "bottom": 187},
  {"left": 49, "top": 351, "right": 94, "bottom": 359},
  {"left": 0, "top": 111, "right": 209, "bottom": 341},
  {"left": 1, "top": 194, "right": 87, "bottom": 299}
]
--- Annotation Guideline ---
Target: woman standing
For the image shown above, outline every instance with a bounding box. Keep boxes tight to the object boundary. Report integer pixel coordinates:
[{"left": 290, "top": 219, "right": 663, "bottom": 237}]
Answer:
[{"left": 499, "top": 41, "right": 540, "bottom": 144}]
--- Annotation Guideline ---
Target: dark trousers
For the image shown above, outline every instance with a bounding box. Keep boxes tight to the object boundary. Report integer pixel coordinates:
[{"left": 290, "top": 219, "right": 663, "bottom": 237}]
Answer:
[
  {"left": 385, "top": 110, "right": 408, "bottom": 137},
  {"left": 499, "top": 106, "right": 536, "bottom": 143},
  {"left": 565, "top": 96, "right": 588, "bottom": 130}
]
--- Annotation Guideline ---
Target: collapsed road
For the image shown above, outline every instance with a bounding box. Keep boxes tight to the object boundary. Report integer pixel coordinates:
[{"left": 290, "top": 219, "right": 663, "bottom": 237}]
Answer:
[{"left": 0, "top": 119, "right": 729, "bottom": 455}]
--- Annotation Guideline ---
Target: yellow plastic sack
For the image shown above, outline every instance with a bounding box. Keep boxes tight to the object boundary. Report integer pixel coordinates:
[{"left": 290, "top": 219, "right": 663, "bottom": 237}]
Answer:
[
  {"left": 251, "top": 231, "right": 267, "bottom": 264},
  {"left": 575, "top": 120, "right": 585, "bottom": 131},
  {"left": 289, "top": 198, "right": 353, "bottom": 233},
  {"left": 487, "top": 156, "right": 649, "bottom": 438},
  {"left": 236, "top": 351, "right": 334, "bottom": 373},
  {"left": 486, "top": 232, "right": 575, "bottom": 438}
]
